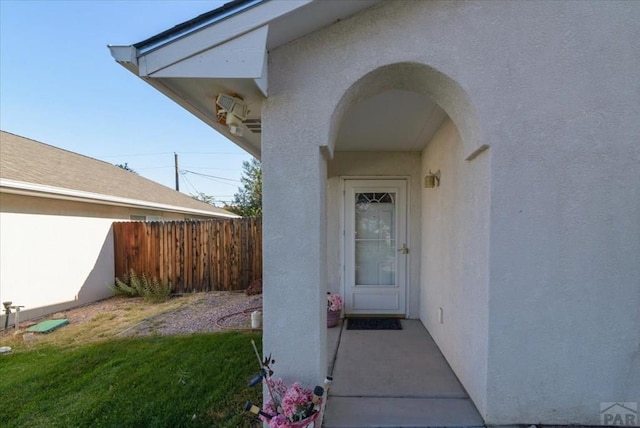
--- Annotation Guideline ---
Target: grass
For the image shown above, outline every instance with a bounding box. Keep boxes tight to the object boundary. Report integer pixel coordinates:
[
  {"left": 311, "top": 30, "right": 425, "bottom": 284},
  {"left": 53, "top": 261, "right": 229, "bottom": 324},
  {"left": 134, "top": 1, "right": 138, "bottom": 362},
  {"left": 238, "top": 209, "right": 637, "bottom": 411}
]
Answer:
[{"left": 0, "top": 332, "right": 262, "bottom": 428}]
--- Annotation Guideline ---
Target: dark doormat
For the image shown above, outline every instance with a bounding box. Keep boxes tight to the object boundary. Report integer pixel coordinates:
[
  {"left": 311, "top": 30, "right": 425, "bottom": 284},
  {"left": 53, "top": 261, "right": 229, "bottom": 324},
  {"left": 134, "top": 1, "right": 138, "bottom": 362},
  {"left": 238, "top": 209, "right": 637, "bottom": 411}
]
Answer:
[{"left": 347, "top": 318, "right": 402, "bottom": 330}]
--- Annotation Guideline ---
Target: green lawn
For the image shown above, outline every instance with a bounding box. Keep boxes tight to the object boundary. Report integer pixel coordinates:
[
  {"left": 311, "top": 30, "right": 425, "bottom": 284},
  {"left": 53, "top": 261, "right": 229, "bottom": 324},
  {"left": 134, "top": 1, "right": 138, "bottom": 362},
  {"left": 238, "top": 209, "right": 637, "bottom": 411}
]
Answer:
[{"left": 0, "top": 333, "right": 262, "bottom": 428}]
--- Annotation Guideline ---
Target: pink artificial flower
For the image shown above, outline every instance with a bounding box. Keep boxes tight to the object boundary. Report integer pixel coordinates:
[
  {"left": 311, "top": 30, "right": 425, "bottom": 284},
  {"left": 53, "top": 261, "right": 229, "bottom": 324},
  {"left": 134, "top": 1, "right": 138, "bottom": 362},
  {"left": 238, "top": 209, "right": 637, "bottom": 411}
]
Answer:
[
  {"left": 262, "top": 398, "right": 278, "bottom": 418},
  {"left": 268, "top": 414, "right": 287, "bottom": 428},
  {"left": 328, "top": 294, "right": 343, "bottom": 311},
  {"left": 258, "top": 377, "right": 318, "bottom": 424},
  {"left": 282, "top": 382, "right": 314, "bottom": 421},
  {"left": 268, "top": 378, "right": 288, "bottom": 397}
]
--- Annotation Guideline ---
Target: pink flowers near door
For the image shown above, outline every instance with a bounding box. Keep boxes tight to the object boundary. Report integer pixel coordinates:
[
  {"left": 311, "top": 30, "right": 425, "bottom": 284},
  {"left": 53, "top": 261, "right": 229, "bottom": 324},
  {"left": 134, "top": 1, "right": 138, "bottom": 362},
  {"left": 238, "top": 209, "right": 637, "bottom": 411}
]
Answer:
[{"left": 327, "top": 292, "right": 343, "bottom": 328}]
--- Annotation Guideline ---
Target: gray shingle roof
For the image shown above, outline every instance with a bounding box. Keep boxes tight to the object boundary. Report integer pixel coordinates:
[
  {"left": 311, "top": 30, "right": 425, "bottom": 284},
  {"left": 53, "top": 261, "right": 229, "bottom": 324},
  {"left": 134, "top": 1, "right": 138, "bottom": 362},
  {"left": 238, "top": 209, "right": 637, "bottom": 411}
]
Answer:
[{"left": 0, "top": 130, "right": 236, "bottom": 218}]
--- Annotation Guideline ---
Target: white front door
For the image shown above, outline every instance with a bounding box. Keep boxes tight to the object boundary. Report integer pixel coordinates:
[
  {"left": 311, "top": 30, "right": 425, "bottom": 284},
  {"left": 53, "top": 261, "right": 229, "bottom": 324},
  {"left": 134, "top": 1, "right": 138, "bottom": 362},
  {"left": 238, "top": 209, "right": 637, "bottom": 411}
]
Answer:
[{"left": 344, "top": 179, "right": 407, "bottom": 316}]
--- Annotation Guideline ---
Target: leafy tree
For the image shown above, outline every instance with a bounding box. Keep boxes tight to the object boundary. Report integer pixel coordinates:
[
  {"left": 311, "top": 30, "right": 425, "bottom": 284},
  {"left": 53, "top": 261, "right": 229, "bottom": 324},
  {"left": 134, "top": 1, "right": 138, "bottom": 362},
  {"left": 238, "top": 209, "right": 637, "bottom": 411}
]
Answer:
[
  {"left": 191, "top": 192, "right": 217, "bottom": 206},
  {"left": 115, "top": 162, "right": 138, "bottom": 174},
  {"left": 225, "top": 158, "right": 261, "bottom": 217}
]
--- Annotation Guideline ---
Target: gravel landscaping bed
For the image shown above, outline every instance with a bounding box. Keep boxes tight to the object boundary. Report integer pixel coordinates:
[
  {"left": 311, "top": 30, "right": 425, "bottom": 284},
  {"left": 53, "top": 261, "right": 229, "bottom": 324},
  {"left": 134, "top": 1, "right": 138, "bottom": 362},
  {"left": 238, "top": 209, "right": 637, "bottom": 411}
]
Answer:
[
  {"left": 117, "top": 292, "right": 263, "bottom": 337},
  {"left": 0, "top": 292, "right": 263, "bottom": 344}
]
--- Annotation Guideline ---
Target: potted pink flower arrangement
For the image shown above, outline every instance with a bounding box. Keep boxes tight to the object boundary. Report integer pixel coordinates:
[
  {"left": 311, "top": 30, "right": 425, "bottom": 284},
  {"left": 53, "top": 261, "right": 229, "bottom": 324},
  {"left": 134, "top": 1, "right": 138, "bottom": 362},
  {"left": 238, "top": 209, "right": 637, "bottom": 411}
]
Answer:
[
  {"left": 327, "top": 292, "right": 343, "bottom": 328},
  {"left": 244, "top": 340, "right": 325, "bottom": 428},
  {"left": 261, "top": 379, "right": 321, "bottom": 427}
]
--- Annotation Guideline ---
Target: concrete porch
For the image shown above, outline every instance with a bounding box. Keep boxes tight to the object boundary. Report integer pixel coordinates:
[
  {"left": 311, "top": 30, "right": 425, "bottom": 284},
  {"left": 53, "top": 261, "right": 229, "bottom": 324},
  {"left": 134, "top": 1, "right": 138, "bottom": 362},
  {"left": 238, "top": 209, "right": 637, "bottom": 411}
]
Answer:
[{"left": 324, "top": 320, "right": 484, "bottom": 428}]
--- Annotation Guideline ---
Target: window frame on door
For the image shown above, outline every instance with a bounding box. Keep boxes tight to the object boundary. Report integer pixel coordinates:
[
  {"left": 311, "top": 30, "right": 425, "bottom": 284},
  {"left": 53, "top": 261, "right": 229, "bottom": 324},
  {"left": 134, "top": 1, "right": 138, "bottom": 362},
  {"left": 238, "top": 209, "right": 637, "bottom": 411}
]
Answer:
[{"left": 339, "top": 176, "right": 411, "bottom": 317}]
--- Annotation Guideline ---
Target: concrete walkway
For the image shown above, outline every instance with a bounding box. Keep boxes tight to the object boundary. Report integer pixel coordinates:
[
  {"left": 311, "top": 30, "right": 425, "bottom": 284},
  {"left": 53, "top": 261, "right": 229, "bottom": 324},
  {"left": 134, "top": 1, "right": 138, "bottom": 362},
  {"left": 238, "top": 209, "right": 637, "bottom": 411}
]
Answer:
[{"left": 324, "top": 319, "right": 484, "bottom": 428}]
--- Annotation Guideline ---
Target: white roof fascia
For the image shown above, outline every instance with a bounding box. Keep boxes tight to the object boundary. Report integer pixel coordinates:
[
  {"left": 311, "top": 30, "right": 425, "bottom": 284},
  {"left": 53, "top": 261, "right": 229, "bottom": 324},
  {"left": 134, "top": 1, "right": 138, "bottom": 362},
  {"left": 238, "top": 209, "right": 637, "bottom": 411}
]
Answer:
[
  {"left": 147, "top": 25, "right": 268, "bottom": 80},
  {"left": 106, "top": 48, "right": 262, "bottom": 158},
  {"left": 0, "top": 179, "right": 239, "bottom": 219},
  {"left": 137, "top": 0, "right": 312, "bottom": 77},
  {"left": 109, "top": 45, "right": 138, "bottom": 67},
  {"left": 254, "top": 52, "right": 268, "bottom": 97}
]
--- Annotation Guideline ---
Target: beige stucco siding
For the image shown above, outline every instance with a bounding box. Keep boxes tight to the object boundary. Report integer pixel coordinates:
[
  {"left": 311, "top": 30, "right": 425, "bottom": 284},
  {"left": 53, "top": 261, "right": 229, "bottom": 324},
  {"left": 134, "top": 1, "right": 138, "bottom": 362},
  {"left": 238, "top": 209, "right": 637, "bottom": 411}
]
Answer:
[
  {"left": 0, "top": 193, "right": 204, "bottom": 324},
  {"left": 262, "top": 0, "right": 640, "bottom": 423},
  {"left": 420, "top": 119, "right": 490, "bottom": 415}
]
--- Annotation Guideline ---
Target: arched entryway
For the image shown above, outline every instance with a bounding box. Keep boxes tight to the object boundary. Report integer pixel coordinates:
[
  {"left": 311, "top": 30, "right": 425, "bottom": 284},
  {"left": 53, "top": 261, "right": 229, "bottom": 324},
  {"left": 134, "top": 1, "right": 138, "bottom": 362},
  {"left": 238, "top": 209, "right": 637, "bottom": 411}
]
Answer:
[{"left": 323, "top": 62, "right": 489, "bottom": 426}]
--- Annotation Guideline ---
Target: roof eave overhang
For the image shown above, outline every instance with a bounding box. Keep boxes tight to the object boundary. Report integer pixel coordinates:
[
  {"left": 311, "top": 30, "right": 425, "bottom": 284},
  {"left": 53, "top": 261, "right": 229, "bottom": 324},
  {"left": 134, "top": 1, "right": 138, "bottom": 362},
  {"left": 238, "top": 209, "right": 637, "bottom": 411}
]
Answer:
[
  {"left": 0, "top": 179, "right": 239, "bottom": 219},
  {"left": 108, "top": 1, "right": 315, "bottom": 159},
  {"left": 108, "top": 0, "right": 383, "bottom": 157},
  {"left": 108, "top": 44, "right": 264, "bottom": 159}
]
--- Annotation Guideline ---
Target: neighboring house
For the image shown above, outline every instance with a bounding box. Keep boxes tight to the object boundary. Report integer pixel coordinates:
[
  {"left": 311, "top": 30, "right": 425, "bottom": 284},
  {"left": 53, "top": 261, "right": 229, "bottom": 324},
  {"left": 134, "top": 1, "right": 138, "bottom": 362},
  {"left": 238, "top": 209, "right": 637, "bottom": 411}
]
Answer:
[
  {"left": 0, "top": 130, "right": 237, "bottom": 324},
  {"left": 109, "top": 1, "right": 640, "bottom": 425}
]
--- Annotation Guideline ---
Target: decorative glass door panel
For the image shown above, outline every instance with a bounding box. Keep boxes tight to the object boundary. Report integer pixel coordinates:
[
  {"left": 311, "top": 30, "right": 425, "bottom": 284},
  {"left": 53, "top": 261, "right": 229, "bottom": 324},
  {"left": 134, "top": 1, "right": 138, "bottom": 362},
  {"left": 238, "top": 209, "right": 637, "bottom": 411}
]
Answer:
[
  {"left": 355, "top": 192, "right": 396, "bottom": 286},
  {"left": 344, "top": 180, "right": 407, "bottom": 315}
]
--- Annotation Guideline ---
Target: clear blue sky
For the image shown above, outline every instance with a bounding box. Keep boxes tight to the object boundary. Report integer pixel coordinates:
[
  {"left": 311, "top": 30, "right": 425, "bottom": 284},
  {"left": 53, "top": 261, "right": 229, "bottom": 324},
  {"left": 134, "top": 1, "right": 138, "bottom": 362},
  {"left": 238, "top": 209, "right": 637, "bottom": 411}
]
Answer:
[{"left": 0, "top": 0, "right": 253, "bottom": 205}]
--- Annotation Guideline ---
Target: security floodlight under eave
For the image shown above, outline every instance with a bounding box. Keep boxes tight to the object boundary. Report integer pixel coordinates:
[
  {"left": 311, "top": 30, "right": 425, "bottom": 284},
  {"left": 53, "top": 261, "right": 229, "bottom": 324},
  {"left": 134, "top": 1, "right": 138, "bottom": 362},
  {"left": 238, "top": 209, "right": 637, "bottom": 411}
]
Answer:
[{"left": 216, "top": 93, "right": 248, "bottom": 120}]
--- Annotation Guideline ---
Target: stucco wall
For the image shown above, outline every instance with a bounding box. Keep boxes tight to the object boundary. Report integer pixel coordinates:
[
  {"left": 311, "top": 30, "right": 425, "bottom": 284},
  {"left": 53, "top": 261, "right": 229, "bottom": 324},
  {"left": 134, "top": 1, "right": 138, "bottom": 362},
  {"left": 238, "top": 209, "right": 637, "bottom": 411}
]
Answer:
[
  {"left": 420, "top": 118, "right": 490, "bottom": 416},
  {"left": 265, "top": 0, "right": 640, "bottom": 423},
  {"left": 261, "top": 138, "right": 328, "bottom": 385},
  {"left": 327, "top": 152, "right": 422, "bottom": 318},
  {"left": 0, "top": 193, "right": 198, "bottom": 324}
]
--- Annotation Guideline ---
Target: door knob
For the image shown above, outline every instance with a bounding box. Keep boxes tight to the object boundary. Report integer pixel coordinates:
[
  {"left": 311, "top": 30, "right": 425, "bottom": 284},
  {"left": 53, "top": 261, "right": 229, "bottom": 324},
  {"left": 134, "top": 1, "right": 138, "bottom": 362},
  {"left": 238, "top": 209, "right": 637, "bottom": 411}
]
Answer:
[{"left": 398, "top": 244, "right": 409, "bottom": 255}]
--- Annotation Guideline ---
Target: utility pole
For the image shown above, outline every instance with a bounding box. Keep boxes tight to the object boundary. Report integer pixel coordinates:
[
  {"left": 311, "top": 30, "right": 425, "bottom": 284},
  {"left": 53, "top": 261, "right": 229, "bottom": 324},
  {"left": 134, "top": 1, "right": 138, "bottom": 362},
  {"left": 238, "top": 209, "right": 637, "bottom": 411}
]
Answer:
[{"left": 174, "top": 152, "right": 179, "bottom": 191}]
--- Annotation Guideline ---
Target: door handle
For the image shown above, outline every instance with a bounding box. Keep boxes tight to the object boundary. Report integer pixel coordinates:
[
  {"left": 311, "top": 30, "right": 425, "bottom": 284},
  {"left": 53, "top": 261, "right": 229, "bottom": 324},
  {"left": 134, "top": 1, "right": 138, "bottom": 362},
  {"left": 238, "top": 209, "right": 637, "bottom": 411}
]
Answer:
[{"left": 398, "top": 244, "right": 409, "bottom": 255}]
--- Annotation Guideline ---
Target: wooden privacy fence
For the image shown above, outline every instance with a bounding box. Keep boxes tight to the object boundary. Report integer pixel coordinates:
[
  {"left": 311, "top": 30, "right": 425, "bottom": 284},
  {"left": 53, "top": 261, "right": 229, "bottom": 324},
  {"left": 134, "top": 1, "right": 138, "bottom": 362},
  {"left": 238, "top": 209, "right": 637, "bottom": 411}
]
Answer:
[{"left": 113, "top": 218, "right": 262, "bottom": 293}]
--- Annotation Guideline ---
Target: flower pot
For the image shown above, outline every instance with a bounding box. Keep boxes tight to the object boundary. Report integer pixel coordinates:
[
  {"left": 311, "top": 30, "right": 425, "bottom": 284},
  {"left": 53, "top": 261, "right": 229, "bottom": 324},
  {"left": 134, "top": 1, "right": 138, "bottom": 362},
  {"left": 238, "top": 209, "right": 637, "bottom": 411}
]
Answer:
[
  {"left": 285, "top": 411, "right": 319, "bottom": 428},
  {"left": 327, "top": 309, "right": 340, "bottom": 328}
]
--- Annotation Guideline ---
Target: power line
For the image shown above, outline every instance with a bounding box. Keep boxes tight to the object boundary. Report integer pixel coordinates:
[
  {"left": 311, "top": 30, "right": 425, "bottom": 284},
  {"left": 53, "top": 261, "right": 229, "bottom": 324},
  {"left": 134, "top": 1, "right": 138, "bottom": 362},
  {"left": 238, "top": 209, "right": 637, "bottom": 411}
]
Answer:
[
  {"left": 179, "top": 170, "right": 238, "bottom": 189},
  {"left": 97, "top": 151, "right": 249, "bottom": 158},
  {"left": 133, "top": 166, "right": 175, "bottom": 170},
  {"left": 119, "top": 165, "right": 242, "bottom": 171},
  {"left": 181, "top": 173, "right": 200, "bottom": 196},
  {"left": 181, "top": 174, "right": 235, "bottom": 205},
  {"left": 181, "top": 166, "right": 242, "bottom": 171},
  {"left": 181, "top": 170, "right": 241, "bottom": 182},
  {"left": 98, "top": 152, "right": 174, "bottom": 158},
  {"left": 179, "top": 151, "right": 249, "bottom": 155}
]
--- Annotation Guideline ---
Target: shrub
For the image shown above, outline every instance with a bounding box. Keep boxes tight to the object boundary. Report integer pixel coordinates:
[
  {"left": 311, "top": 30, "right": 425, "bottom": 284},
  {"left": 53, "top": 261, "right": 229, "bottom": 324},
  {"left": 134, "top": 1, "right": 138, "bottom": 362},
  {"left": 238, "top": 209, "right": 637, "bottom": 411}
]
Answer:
[
  {"left": 110, "top": 269, "right": 141, "bottom": 297},
  {"left": 111, "top": 269, "right": 172, "bottom": 303},
  {"left": 141, "top": 275, "right": 172, "bottom": 303}
]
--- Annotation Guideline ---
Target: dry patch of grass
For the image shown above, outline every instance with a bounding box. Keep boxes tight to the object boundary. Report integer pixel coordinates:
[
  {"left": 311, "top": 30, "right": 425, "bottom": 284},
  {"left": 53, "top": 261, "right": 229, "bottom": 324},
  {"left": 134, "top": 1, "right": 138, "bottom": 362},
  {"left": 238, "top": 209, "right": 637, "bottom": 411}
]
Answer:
[{"left": 0, "top": 294, "right": 203, "bottom": 351}]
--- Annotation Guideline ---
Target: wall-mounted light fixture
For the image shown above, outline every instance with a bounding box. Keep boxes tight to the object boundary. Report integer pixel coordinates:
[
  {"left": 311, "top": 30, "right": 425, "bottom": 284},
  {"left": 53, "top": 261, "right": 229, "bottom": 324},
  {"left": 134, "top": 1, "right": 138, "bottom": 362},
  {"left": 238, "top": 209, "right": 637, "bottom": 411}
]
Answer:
[
  {"left": 424, "top": 170, "right": 441, "bottom": 188},
  {"left": 215, "top": 93, "right": 248, "bottom": 137}
]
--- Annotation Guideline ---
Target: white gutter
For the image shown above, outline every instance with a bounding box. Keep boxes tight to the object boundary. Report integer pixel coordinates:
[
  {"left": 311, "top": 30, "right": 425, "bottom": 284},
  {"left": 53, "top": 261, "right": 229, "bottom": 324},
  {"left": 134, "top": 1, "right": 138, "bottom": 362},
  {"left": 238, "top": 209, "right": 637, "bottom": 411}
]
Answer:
[
  {"left": 136, "top": 0, "right": 266, "bottom": 55},
  {"left": 0, "top": 179, "right": 239, "bottom": 219}
]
